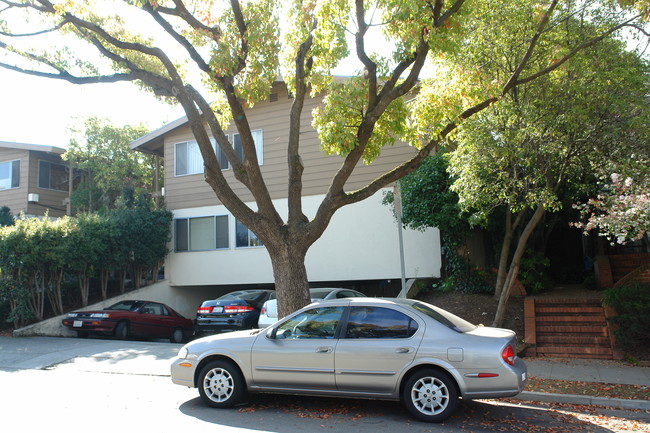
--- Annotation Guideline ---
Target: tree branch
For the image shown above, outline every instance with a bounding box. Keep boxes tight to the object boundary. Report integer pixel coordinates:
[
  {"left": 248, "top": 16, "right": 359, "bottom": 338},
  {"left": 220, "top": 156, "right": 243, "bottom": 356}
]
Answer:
[
  {"left": 502, "top": 0, "right": 559, "bottom": 93},
  {"left": 354, "top": 0, "right": 378, "bottom": 104},
  {"left": 141, "top": 2, "right": 212, "bottom": 74},
  {"left": 287, "top": 22, "right": 316, "bottom": 226},
  {"left": 517, "top": 14, "right": 642, "bottom": 87}
]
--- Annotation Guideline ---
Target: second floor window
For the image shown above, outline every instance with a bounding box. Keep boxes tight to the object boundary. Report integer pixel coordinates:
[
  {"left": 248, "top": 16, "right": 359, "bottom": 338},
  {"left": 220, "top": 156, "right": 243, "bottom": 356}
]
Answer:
[
  {"left": 175, "top": 141, "right": 203, "bottom": 176},
  {"left": 0, "top": 160, "right": 20, "bottom": 190},
  {"left": 174, "top": 130, "right": 263, "bottom": 176}
]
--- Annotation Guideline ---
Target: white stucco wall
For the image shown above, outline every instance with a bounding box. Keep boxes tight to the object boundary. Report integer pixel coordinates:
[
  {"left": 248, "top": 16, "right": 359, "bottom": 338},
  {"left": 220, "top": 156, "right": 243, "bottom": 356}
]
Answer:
[{"left": 166, "top": 189, "right": 441, "bottom": 287}]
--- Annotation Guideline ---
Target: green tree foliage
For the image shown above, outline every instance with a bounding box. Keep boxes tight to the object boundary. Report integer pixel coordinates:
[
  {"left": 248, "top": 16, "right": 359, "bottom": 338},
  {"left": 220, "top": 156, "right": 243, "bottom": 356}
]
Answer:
[
  {"left": 385, "top": 153, "right": 491, "bottom": 293},
  {"left": 0, "top": 0, "right": 646, "bottom": 318},
  {"left": 603, "top": 284, "right": 650, "bottom": 349},
  {"left": 64, "top": 116, "right": 158, "bottom": 213},
  {"left": 0, "top": 206, "right": 14, "bottom": 227},
  {"left": 446, "top": 30, "right": 649, "bottom": 326}
]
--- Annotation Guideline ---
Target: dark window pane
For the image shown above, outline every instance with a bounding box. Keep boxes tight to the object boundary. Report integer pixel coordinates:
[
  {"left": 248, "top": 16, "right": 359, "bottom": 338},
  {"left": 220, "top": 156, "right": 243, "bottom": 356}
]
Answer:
[
  {"left": 175, "top": 219, "right": 189, "bottom": 251},
  {"left": 216, "top": 145, "right": 229, "bottom": 170},
  {"left": 235, "top": 219, "right": 248, "bottom": 247},
  {"left": 11, "top": 160, "right": 20, "bottom": 188},
  {"left": 38, "top": 160, "right": 49, "bottom": 188},
  {"left": 233, "top": 134, "right": 244, "bottom": 161},
  {"left": 215, "top": 215, "right": 229, "bottom": 248}
]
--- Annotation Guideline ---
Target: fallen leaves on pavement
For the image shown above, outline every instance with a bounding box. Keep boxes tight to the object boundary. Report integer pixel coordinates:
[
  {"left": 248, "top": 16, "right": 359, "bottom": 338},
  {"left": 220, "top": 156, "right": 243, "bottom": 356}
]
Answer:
[{"left": 527, "top": 376, "right": 649, "bottom": 400}]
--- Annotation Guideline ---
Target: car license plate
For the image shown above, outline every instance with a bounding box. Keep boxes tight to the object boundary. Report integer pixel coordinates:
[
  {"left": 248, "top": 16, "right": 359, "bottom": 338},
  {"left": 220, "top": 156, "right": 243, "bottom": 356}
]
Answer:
[
  {"left": 73, "top": 321, "right": 83, "bottom": 328},
  {"left": 212, "top": 307, "right": 223, "bottom": 313}
]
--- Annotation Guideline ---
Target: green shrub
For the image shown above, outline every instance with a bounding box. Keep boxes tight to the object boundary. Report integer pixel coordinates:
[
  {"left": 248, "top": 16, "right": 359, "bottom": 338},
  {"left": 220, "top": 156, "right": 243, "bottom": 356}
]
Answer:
[
  {"left": 518, "top": 250, "right": 554, "bottom": 295},
  {"left": 602, "top": 284, "right": 650, "bottom": 349}
]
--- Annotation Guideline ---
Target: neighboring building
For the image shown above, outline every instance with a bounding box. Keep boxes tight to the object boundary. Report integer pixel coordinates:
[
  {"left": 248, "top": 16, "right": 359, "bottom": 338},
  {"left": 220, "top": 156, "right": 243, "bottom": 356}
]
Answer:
[
  {"left": 132, "top": 81, "right": 441, "bottom": 295},
  {"left": 0, "top": 141, "right": 70, "bottom": 218}
]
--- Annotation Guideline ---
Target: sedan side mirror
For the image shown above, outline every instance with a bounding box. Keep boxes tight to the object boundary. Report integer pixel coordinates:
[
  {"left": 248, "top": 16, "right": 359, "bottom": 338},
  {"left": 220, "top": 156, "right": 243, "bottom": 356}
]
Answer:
[
  {"left": 266, "top": 328, "right": 291, "bottom": 339},
  {"left": 275, "top": 329, "right": 291, "bottom": 339}
]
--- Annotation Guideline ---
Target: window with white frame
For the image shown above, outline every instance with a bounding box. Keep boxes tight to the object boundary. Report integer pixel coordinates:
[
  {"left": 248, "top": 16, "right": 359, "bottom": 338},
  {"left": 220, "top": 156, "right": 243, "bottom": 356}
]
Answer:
[
  {"left": 38, "top": 160, "right": 68, "bottom": 191},
  {"left": 175, "top": 215, "right": 229, "bottom": 251},
  {"left": 0, "top": 160, "right": 20, "bottom": 190},
  {"left": 174, "top": 131, "right": 262, "bottom": 176},
  {"left": 174, "top": 141, "right": 203, "bottom": 176},
  {"left": 235, "top": 218, "right": 263, "bottom": 248}
]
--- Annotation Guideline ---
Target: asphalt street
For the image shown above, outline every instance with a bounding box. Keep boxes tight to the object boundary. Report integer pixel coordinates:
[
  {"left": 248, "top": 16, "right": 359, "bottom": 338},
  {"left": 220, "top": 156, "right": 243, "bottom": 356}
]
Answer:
[{"left": 0, "top": 336, "right": 648, "bottom": 433}]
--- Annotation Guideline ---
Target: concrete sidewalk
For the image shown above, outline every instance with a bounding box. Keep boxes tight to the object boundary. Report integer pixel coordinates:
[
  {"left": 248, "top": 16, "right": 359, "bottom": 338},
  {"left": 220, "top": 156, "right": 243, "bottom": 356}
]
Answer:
[{"left": 518, "top": 357, "right": 650, "bottom": 411}]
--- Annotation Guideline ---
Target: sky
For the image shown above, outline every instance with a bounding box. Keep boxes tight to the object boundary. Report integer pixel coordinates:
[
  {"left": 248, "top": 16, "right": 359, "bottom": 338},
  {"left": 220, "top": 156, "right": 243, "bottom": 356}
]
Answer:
[
  {"left": 0, "top": 3, "right": 375, "bottom": 150},
  {"left": 0, "top": 66, "right": 184, "bottom": 149},
  {"left": 0, "top": 1, "right": 187, "bottom": 149}
]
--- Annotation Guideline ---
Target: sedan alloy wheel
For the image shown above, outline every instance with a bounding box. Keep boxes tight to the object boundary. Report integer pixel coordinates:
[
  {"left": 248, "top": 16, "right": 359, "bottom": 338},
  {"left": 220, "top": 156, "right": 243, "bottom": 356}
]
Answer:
[
  {"left": 198, "top": 360, "right": 246, "bottom": 408},
  {"left": 403, "top": 369, "right": 458, "bottom": 422}
]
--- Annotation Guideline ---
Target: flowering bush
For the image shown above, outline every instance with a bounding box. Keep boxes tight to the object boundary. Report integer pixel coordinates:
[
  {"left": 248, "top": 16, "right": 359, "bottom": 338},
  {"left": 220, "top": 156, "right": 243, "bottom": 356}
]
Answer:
[{"left": 572, "top": 173, "right": 650, "bottom": 245}]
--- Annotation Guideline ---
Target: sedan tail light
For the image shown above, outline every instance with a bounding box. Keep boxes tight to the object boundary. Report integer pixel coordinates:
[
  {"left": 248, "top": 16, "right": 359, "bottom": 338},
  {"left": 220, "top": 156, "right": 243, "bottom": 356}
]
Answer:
[
  {"left": 197, "top": 306, "right": 213, "bottom": 314},
  {"left": 224, "top": 305, "right": 255, "bottom": 314},
  {"left": 502, "top": 344, "right": 515, "bottom": 366}
]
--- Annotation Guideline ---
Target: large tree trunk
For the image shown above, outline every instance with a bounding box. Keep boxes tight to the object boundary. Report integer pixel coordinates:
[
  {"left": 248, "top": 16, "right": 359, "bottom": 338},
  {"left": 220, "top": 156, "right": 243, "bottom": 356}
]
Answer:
[
  {"left": 268, "top": 243, "right": 311, "bottom": 319},
  {"left": 493, "top": 206, "right": 546, "bottom": 327}
]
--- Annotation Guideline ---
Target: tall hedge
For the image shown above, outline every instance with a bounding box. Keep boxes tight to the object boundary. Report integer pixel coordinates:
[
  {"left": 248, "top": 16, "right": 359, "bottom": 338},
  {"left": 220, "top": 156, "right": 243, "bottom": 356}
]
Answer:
[{"left": 0, "top": 208, "right": 172, "bottom": 328}]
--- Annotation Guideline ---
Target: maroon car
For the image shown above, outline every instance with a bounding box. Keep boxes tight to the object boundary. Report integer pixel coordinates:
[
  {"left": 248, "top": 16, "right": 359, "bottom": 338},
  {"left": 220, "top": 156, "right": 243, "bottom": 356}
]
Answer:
[{"left": 62, "top": 300, "right": 194, "bottom": 343}]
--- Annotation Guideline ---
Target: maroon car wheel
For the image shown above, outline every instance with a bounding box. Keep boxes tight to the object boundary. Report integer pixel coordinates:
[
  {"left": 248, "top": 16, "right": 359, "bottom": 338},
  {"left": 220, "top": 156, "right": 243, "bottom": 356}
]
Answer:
[
  {"left": 170, "top": 328, "right": 184, "bottom": 343},
  {"left": 114, "top": 322, "right": 129, "bottom": 340}
]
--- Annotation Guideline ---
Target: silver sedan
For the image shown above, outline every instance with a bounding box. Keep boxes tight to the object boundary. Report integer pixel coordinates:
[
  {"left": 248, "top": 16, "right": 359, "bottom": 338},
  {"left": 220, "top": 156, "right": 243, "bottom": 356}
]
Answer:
[{"left": 170, "top": 297, "right": 527, "bottom": 422}]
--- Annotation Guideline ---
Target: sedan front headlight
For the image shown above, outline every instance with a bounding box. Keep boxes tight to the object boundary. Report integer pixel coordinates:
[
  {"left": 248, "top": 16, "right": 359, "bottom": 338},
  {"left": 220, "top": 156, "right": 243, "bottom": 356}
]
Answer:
[{"left": 177, "top": 347, "right": 188, "bottom": 359}]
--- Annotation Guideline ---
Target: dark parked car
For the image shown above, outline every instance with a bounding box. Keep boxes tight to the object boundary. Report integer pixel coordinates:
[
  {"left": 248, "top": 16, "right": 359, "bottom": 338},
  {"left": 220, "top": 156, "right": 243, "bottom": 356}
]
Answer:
[
  {"left": 195, "top": 290, "right": 274, "bottom": 336},
  {"left": 62, "top": 300, "right": 194, "bottom": 343}
]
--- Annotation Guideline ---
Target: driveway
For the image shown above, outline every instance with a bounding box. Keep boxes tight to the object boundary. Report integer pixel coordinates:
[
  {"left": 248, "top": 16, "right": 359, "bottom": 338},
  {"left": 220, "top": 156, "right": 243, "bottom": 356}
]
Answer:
[{"left": 0, "top": 335, "right": 177, "bottom": 373}]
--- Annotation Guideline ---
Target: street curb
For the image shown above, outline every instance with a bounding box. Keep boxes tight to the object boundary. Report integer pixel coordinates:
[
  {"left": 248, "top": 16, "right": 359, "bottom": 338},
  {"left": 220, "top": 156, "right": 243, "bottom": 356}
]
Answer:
[{"left": 515, "top": 391, "right": 650, "bottom": 411}]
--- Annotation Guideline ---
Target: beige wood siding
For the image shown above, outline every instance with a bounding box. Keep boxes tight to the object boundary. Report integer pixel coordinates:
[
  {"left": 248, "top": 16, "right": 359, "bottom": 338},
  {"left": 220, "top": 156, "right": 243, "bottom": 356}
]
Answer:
[{"left": 163, "top": 83, "right": 418, "bottom": 210}]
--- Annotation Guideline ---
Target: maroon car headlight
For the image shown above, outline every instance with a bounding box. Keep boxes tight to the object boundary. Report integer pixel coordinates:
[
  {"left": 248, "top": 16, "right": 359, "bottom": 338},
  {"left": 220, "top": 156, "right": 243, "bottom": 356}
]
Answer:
[{"left": 90, "top": 313, "right": 110, "bottom": 319}]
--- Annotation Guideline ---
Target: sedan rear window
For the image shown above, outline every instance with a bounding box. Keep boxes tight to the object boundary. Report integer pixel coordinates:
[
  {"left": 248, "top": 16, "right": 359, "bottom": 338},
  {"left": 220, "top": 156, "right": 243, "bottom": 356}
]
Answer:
[{"left": 410, "top": 301, "right": 477, "bottom": 333}]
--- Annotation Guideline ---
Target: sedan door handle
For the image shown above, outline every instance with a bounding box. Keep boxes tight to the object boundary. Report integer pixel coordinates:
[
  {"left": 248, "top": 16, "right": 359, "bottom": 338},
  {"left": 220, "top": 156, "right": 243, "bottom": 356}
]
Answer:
[
  {"left": 316, "top": 346, "right": 333, "bottom": 353},
  {"left": 396, "top": 347, "right": 414, "bottom": 354}
]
